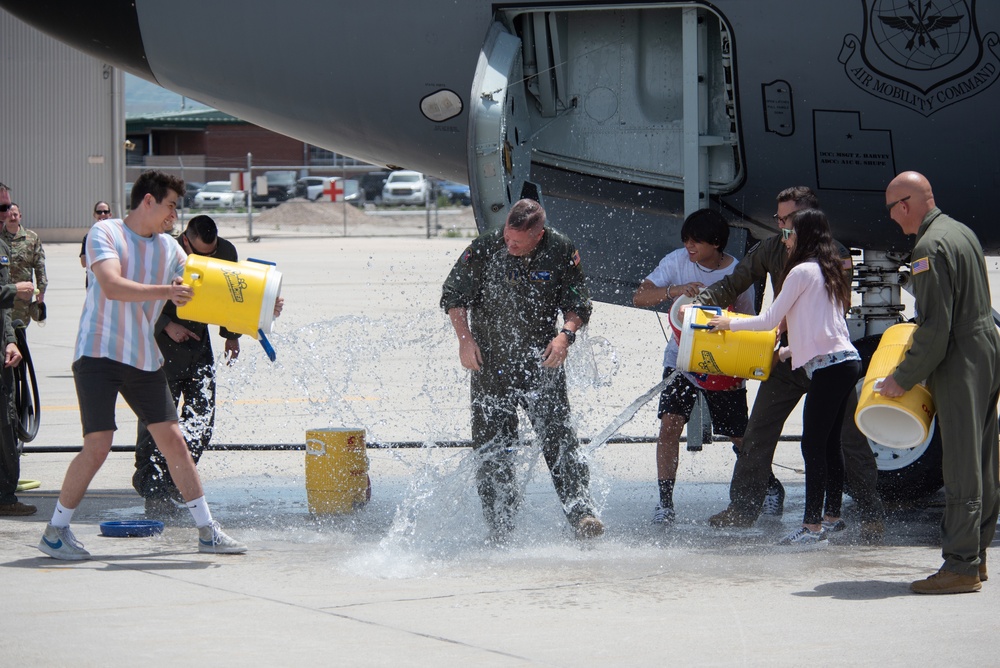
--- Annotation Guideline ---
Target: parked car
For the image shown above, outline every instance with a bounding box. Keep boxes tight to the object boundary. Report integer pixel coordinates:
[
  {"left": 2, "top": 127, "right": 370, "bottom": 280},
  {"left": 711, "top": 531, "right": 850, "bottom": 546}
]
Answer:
[
  {"left": 435, "top": 180, "right": 471, "bottom": 206},
  {"left": 381, "top": 170, "right": 429, "bottom": 206},
  {"left": 307, "top": 177, "right": 362, "bottom": 206},
  {"left": 358, "top": 170, "right": 391, "bottom": 204},
  {"left": 253, "top": 170, "right": 297, "bottom": 208},
  {"left": 193, "top": 181, "right": 243, "bottom": 209},
  {"left": 182, "top": 181, "right": 205, "bottom": 209},
  {"left": 294, "top": 176, "right": 326, "bottom": 200}
]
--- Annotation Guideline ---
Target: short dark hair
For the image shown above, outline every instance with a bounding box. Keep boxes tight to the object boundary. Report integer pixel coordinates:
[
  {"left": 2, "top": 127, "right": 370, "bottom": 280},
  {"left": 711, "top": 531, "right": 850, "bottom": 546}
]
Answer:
[
  {"left": 186, "top": 215, "right": 219, "bottom": 244},
  {"left": 680, "top": 209, "right": 729, "bottom": 250},
  {"left": 506, "top": 198, "right": 546, "bottom": 231},
  {"left": 776, "top": 186, "right": 819, "bottom": 210},
  {"left": 130, "top": 170, "right": 184, "bottom": 210}
]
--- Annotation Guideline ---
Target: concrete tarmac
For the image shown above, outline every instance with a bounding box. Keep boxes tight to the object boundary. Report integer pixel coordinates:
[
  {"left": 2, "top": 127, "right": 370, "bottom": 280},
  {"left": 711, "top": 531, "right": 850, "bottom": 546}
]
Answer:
[{"left": 3, "top": 216, "right": 999, "bottom": 666}]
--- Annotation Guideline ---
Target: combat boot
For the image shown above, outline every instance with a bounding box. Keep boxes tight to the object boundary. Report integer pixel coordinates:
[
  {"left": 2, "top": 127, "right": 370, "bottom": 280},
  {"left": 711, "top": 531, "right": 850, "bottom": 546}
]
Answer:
[
  {"left": 708, "top": 505, "right": 755, "bottom": 528},
  {"left": 910, "top": 568, "right": 981, "bottom": 595}
]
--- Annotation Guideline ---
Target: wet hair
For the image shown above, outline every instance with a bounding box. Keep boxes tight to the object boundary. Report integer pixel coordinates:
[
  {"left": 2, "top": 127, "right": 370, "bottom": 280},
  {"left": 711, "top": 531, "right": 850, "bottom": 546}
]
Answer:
[
  {"left": 680, "top": 209, "right": 729, "bottom": 250},
  {"left": 506, "top": 198, "right": 546, "bottom": 231},
  {"left": 186, "top": 214, "right": 219, "bottom": 244},
  {"left": 775, "top": 186, "right": 819, "bottom": 210},
  {"left": 93, "top": 200, "right": 110, "bottom": 213},
  {"left": 130, "top": 170, "right": 184, "bottom": 211},
  {"left": 782, "top": 208, "right": 851, "bottom": 310}
]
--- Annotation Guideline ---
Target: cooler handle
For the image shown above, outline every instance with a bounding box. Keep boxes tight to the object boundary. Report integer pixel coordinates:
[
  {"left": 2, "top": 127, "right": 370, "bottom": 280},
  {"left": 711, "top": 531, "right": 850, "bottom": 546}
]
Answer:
[
  {"left": 247, "top": 257, "right": 277, "bottom": 266},
  {"left": 689, "top": 305, "right": 722, "bottom": 330},
  {"left": 258, "top": 329, "right": 277, "bottom": 362}
]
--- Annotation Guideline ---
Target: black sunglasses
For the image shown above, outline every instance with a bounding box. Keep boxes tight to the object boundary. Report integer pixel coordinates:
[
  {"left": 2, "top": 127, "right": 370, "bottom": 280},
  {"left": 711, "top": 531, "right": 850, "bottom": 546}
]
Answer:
[
  {"left": 95, "top": 209, "right": 111, "bottom": 215},
  {"left": 0, "top": 204, "right": 11, "bottom": 213}
]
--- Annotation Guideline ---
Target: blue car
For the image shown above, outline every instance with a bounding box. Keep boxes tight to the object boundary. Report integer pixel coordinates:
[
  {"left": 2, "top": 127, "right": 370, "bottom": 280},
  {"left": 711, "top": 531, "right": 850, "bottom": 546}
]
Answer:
[{"left": 437, "top": 180, "right": 471, "bottom": 206}]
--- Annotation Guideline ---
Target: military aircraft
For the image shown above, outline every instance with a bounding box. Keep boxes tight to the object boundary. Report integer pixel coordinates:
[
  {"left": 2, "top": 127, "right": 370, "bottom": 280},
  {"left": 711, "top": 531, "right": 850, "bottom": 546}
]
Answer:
[{"left": 5, "top": 0, "right": 998, "bottom": 500}]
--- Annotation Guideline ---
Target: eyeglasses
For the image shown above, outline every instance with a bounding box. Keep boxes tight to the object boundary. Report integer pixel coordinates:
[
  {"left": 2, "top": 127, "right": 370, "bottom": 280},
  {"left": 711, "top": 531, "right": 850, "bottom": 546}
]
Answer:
[
  {"left": 0, "top": 204, "right": 11, "bottom": 213},
  {"left": 885, "top": 195, "right": 910, "bottom": 213},
  {"left": 95, "top": 209, "right": 111, "bottom": 215},
  {"left": 781, "top": 227, "right": 795, "bottom": 240},
  {"left": 773, "top": 213, "right": 793, "bottom": 225}
]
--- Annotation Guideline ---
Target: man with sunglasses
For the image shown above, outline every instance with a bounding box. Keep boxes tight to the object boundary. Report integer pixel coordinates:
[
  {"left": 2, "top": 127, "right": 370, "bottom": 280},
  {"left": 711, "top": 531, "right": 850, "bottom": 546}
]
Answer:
[
  {"left": 133, "top": 214, "right": 241, "bottom": 517},
  {"left": 0, "top": 183, "right": 31, "bottom": 516},
  {"left": 880, "top": 171, "right": 1000, "bottom": 594},
  {"left": 697, "top": 186, "right": 886, "bottom": 542}
]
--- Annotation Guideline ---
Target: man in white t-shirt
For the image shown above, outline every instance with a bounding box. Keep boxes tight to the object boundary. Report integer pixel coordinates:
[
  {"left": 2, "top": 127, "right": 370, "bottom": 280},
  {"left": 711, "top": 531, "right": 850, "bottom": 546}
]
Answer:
[
  {"left": 633, "top": 209, "right": 756, "bottom": 523},
  {"left": 38, "top": 170, "right": 246, "bottom": 560}
]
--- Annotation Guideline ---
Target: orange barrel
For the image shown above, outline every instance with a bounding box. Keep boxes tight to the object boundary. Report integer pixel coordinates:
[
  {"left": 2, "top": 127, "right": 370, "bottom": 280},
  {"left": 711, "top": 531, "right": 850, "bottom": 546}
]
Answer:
[
  {"left": 176, "top": 255, "right": 282, "bottom": 339},
  {"left": 304, "top": 429, "right": 371, "bottom": 515},
  {"left": 676, "top": 305, "right": 776, "bottom": 381},
  {"left": 854, "top": 323, "right": 935, "bottom": 449}
]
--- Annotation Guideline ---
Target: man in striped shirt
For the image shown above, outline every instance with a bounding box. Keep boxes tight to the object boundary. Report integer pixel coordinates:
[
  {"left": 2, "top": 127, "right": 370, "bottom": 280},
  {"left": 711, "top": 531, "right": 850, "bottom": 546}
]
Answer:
[{"left": 38, "top": 170, "right": 246, "bottom": 560}]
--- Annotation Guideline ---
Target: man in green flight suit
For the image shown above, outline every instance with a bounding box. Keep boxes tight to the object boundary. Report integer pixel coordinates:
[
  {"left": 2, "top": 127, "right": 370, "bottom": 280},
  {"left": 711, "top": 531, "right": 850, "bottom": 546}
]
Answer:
[
  {"left": 441, "top": 198, "right": 603, "bottom": 543},
  {"left": 701, "top": 186, "right": 885, "bottom": 540},
  {"left": 880, "top": 171, "right": 1000, "bottom": 595}
]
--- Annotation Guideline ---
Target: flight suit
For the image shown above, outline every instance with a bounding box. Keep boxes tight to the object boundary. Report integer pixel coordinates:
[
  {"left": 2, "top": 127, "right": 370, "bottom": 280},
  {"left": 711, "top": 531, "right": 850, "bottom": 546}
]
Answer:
[
  {"left": 699, "top": 233, "right": 885, "bottom": 523},
  {"left": 891, "top": 208, "right": 1000, "bottom": 577},
  {"left": 0, "top": 243, "right": 22, "bottom": 505},
  {"left": 441, "top": 226, "right": 596, "bottom": 534}
]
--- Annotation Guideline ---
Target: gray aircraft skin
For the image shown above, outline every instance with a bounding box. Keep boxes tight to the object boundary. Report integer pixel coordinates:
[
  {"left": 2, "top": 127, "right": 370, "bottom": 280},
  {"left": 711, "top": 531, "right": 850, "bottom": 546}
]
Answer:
[{"left": 4, "top": 0, "right": 996, "bottom": 498}]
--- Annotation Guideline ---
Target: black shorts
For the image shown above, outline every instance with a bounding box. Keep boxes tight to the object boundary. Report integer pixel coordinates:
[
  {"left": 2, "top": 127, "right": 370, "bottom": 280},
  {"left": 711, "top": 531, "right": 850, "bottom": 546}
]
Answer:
[
  {"left": 657, "top": 367, "right": 749, "bottom": 437},
  {"left": 72, "top": 356, "right": 178, "bottom": 436}
]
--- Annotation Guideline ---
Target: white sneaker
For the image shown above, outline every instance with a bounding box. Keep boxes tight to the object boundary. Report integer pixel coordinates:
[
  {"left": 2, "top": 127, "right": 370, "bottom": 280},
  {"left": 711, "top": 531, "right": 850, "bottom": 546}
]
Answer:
[
  {"left": 38, "top": 524, "right": 91, "bottom": 560},
  {"left": 198, "top": 521, "right": 247, "bottom": 554},
  {"left": 821, "top": 518, "right": 847, "bottom": 533},
  {"left": 652, "top": 505, "right": 676, "bottom": 524},
  {"left": 777, "top": 526, "right": 827, "bottom": 546},
  {"left": 762, "top": 485, "right": 785, "bottom": 517}
]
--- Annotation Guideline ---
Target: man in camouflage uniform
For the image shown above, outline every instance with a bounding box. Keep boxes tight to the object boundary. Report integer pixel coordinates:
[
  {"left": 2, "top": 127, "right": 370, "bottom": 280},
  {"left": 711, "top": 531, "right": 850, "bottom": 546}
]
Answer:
[
  {"left": 441, "top": 199, "right": 603, "bottom": 543},
  {"left": 0, "top": 202, "right": 47, "bottom": 330},
  {"left": 881, "top": 171, "right": 1000, "bottom": 594},
  {"left": 0, "top": 182, "right": 33, "bottom": 516}
]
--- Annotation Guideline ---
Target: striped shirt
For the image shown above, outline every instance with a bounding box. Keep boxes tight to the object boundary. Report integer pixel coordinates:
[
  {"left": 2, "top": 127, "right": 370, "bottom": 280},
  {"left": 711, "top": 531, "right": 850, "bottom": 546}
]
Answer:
[{"left": 75, "top": 218, "right": 187, "bottom": 371}]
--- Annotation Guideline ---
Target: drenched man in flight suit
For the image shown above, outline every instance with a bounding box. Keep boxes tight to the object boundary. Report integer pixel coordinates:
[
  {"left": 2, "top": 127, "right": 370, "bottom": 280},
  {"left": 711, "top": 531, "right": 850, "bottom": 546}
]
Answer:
[
  {"left": 880, "top": 171, "right": 1000, "bottom": 595},
  {"left": 441, "top": 198, "right": 603, "bottom": 543}
]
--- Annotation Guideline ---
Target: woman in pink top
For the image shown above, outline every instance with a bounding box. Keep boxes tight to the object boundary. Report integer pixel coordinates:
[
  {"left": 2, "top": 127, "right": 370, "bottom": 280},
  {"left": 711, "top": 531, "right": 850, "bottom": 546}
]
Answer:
[{"left": 709, "top": 209, "right": 861, "bottom": 546}]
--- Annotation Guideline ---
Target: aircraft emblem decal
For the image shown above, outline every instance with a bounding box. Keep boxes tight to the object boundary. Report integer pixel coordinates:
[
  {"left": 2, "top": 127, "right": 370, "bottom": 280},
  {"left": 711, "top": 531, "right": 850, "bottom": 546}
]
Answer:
[{"left": 839, "top": 0, "right": 1000, "bottom": 116}]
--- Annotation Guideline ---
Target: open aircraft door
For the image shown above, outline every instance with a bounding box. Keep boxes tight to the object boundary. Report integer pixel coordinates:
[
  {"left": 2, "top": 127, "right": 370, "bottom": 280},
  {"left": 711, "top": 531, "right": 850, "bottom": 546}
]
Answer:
[{"left": 468, "top": 22, "right": 536, "bottom": 231}]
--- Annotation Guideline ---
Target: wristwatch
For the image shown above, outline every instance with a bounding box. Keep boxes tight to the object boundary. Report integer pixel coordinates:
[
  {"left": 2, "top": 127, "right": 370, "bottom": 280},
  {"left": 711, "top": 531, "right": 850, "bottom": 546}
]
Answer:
[{"left": 560, "top": 328, "right": 576, "bottom": 344}]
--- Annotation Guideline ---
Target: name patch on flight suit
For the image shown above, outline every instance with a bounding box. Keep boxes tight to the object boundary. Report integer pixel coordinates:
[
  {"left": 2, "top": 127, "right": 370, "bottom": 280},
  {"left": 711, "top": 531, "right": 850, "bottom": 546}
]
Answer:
[
  {"left": 912, "top": 257, "right": 930, "bottom": 274},
  {"left": 529, "top": 270, "right": 552, "bottom": 282}
]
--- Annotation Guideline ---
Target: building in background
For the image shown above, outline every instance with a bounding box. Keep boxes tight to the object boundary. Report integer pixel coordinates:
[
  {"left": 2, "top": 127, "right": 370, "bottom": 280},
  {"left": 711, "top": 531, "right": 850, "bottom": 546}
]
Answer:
[{"left": 1, "top": 9, "right": 123, "bottom": 242}]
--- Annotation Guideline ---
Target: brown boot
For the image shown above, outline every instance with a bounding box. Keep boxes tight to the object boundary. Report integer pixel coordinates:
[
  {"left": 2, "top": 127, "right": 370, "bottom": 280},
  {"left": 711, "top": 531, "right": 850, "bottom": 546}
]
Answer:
[
  {"left": 979, "top": 554, "right": 988, "bottom": 582},
  {"left": 910, "top": 568, "right": 982, "bottom": 594},
  {"left": 0, "top": 501, "right": 37, "bottom": 516},
  {"left": 574, "top": 515, "right": 604, "bottom": 539},
  {"left": 708, "top": 506, "right": 755, "bottom": 528}
]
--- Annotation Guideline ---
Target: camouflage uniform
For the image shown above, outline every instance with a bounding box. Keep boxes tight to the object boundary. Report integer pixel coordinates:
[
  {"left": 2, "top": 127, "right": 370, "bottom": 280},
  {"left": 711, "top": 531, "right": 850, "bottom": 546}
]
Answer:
[
  {"left": 441, "top": 226, "right": 596, "bottom": 534},
  {"left": 0, "top": 241, "right": 22, "bottom": 504},
  {"left": 890, "top": 208, "right": 1000, "bottom": 577},
  {"left": 0, "top": 225, "right": 46, "bottom": 328},
  {"left": 698, "top": 234, "right": 885, "bottom": 524}
]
